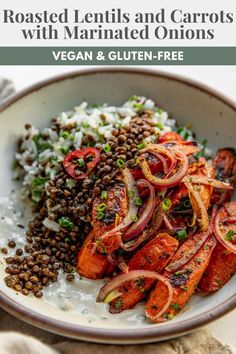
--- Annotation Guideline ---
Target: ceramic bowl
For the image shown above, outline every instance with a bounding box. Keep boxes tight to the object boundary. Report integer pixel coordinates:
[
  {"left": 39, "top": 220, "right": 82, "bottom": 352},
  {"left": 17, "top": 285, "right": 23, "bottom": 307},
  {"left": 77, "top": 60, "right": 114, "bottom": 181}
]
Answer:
[{"left": 0, "top": 68, "right": 235, "bottom": 344}]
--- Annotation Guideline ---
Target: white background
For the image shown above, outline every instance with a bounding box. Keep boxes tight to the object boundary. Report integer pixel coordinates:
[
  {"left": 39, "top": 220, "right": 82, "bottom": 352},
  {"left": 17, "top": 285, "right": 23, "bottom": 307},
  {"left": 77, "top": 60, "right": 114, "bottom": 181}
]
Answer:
[
  {"left": 0, "top": 0, "right": 236, "bottom": 349},
  {"left": 0, "top": 0, "right": 236, "bottom": 45}
]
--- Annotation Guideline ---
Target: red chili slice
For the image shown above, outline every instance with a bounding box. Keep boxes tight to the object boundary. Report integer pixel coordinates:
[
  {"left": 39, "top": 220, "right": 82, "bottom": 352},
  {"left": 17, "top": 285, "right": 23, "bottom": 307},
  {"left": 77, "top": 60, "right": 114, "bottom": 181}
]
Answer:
[{"left": 63, "top": 147, "right": 100, "bottom": 180}]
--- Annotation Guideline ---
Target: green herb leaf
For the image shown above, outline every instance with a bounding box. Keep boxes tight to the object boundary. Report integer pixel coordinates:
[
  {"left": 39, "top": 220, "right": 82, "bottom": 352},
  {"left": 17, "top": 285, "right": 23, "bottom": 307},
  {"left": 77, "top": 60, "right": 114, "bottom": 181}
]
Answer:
[
  {"left": 156, "top": 122, "right": 163, "bottom": 130},
  {"left": 176, "top": 229, "right": 187, "bottom": 240},
  {"left": 225, "top": 230, "right": 236, "bottom": 242},
  {"left": 129, "top": 95, "right": 138, "bottom": 101},
  {"left": 60, "top": 146, "right": 70, "bottom": 155},
  {"left": 77, "top": 158, "right": 85, "bottom": 167},
  {"left": 60, "top": 130, "right": 70, "bottom": 139},
  {"left": 66, "top": 179, "right": 76, "bottom": 189},
  {"left": 170, "top": 303, "right": 181, "bottom": 311}
]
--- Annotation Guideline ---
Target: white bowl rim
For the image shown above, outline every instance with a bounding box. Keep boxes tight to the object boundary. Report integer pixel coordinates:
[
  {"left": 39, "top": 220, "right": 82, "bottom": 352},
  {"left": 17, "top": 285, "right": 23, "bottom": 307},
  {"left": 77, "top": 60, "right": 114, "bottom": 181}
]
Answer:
[{"left": 0, "top": 67, "right": 235, "bottom": 343}]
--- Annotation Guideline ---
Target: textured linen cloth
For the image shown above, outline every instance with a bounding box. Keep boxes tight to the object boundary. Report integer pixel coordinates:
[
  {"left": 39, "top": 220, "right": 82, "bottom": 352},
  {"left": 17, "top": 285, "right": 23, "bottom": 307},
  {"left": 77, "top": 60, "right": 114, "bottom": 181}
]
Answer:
[{"left": 0, "top": 78, "right": 235, "bottom": 354}]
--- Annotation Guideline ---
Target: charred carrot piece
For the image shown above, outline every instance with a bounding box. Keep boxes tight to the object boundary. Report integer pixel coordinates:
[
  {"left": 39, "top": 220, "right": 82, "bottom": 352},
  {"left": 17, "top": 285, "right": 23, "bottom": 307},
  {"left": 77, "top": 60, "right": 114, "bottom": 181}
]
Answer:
[
  {"left": 158, "top": 132, "right": 184, "bottom": 143},
  {"left": 77, "top": 181, "right": 127, "bottom": 279},
  {"left": 76, "top": 231, "right": 109, "bottom": 279},
  {"left": 109, "top": 233, "right": 179, "bottom": 313},
  {"left": 211, "top": 148, "right": 236, "bottom": 204},
  {"left": 198, "top": 242, "right": 236, "bottom": 293},
  {"left": 171, "top": 158, "right": 213, "bottom": 210},
  {"left": 165, "top": 230, "right": 211, "bottom": 273},
  {"left": 145, "top": 235, "right": 216, "bottom": 322}
]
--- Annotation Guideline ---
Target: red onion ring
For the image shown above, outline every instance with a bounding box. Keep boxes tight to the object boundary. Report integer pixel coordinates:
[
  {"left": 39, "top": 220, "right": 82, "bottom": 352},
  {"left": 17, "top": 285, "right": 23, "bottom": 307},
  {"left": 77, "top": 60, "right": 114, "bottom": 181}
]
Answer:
[
  {"left": 163, "top": 214, "right": 173, "bottom": 230},
  {"left": 184, "top": 180, "right": 209, "bottom": 232},
  {"left": 123, "top": 179, "right": 155, "bottom": 242},
  {"left": 183, "top": 175, "right": 232, "bottom": 190},
  {"left": 221, "top": 216, "right": 236, "bottom": 224},
  {"left": 139, "top": 148, "right": 188, "bottom": 188},
  {"left": 214, "top": 208, "right": 236, "bottom": 254},
  {"left": 120, "top": 200, "right": 164, "bottom": 252},
  {"left": 97, "top": 270, "right": 173, "bottom": 322},
  {"left": 140, "top": 145, "right": 176, "bottom": 173},
  {"left": 150, "top": 152, "right": 168, "bottom": 173}
]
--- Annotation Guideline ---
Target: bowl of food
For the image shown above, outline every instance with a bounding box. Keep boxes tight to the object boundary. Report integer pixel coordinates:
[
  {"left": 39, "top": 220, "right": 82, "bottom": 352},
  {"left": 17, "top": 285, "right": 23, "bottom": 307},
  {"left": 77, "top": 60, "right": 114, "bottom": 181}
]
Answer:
[{"left": 0, "top": 68, "right": 235, "bottom": 344}]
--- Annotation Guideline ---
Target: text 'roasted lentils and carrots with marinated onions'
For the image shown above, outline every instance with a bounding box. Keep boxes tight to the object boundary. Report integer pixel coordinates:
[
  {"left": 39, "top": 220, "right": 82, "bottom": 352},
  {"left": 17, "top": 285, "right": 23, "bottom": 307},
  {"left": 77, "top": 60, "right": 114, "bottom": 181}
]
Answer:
[{"left": 4, "top": 96, "right": 236, "bottom": 323}]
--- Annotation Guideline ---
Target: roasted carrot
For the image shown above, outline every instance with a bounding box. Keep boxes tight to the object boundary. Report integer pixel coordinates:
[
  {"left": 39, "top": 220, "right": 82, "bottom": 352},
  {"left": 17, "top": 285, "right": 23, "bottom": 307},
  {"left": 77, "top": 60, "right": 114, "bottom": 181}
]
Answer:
[
  {"left": 165, "top": 230, "right": 211, "bottom": 273},
  {"left": 76, "top": 231, "right": 110, "bottom": 279},
  {"left": 171, "top": 158, "right": 213, "bottom": 211},
  {"left": 211, "top": 148, "right": 236, "bottom": 204},
  {"left": 109, "top": 233, "right": 179, "bottom": 313},
  {"left": 158, "top": 132, "right": 184, "bottom": 143},
  {"left": 77, "top": 180, "right": 127, "bottom": 279},
  {"left": 198, "top": 242, "right": 236, "bottom": 293},
  {"left": 145, "top": 235, "right": 216, "bottom": 322}
]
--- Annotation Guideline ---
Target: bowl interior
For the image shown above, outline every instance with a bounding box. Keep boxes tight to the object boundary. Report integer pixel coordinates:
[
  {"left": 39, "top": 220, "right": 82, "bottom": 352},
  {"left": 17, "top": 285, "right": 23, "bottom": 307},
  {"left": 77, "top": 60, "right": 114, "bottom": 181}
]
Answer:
[{"left": 0, "top": 70, "right": 235, "bottom": 343}]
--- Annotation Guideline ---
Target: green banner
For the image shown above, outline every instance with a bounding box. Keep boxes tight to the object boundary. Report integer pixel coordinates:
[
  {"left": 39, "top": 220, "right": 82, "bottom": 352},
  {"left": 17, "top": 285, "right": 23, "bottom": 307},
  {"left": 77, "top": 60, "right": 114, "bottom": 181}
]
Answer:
[{"left": 0, "top": 47, "right": 236, "bottom": 65}]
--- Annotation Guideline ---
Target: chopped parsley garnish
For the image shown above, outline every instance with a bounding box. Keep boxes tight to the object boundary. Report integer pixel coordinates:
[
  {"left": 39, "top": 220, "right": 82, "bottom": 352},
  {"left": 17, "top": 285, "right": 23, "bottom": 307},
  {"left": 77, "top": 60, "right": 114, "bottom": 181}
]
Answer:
[
  {"left": 133, "top": 103, "right": 145, "bottom": 113},
  {"left": 60, "top": 130, "right": 70, "bottom": 139},
  {"left": 31, "top": 177, "right": 46, "bottom": 189},
  {"left": 176, "top": 127, "right": 190, "bottom": 141},
  {"left": 31, "top": 177, "right": 47, "bottom": 203},
  {"left": 66, "top": 179, "right": 76, "bottom": 189},
  {"left": 196, "top": 139, "right": 208, "bottom": 158},
  {"left": 156, "top": 122, "right": 164, "bottom": 130},
  {"left": 176, "top": 229, "right": 187, "bottom": 240},
  {"left": 58, "top": 217, "right": 74, "bottom": 231},
  {"left": 77, "top": 158, "right": 85, "bottom": 167},
  {"left": 170, "top": 303, "right": 181, "bottom": 311},
  {"left": 114, "top": 298, "right": 123, "bottom": 311},
  {"left": 163, "top": 313, "right": 174, "bottom": 320},
  {"left": 156, "top": 107, "right": 163, "bottom": 115},
  {"left": 60, "top": 146, "right": 70, "bottom": 155},
  {"left": 129, "top": 95, "right": 138, "bottom": 101},
  {"left": 225, "top": 230, "right": 236, "bottom": 242}
]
